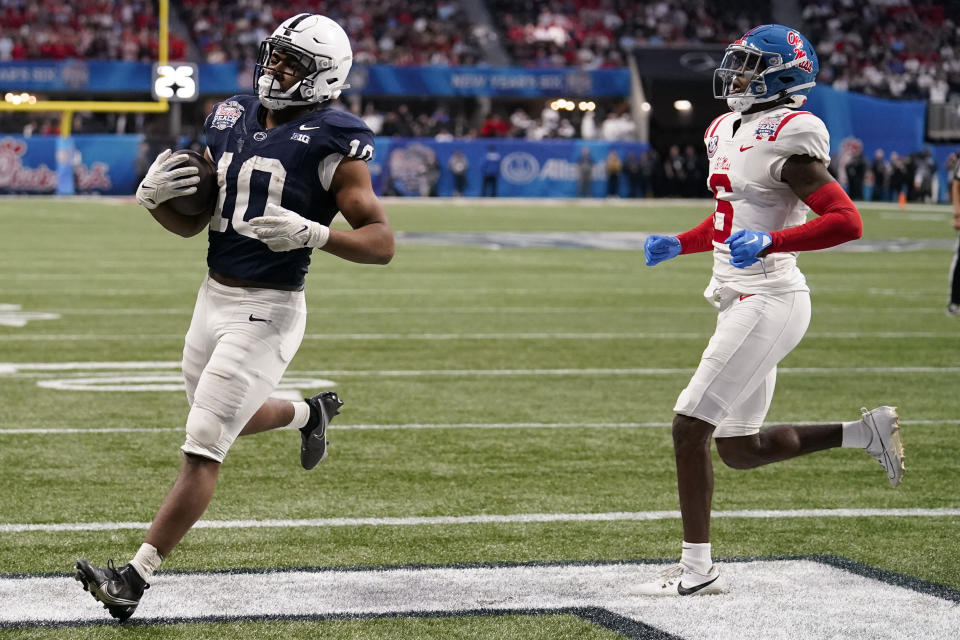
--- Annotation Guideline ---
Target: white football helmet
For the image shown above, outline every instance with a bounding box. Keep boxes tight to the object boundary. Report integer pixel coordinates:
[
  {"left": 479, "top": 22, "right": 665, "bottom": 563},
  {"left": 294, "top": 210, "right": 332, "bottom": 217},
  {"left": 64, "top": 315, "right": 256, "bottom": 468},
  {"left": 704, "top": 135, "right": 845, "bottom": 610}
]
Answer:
[{"left": 254, "top": 14, "right": 353, "bottom": 110}]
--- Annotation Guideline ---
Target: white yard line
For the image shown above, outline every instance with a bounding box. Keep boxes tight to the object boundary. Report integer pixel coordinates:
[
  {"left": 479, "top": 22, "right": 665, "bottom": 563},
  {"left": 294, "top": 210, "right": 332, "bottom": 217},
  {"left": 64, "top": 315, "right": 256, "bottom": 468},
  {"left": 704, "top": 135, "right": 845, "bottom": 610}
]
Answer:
[
  {"left": 6, "top": 362, "right": 960, "bottom": 377},
  {"left": 0, "top": 330, "right": 957, "bottom": 341},
  {"left": 29, "top": 305, "right": 957, "bottom": 315},
  {"left": 1, "top": 419, "right": 958, "bottom": 436},
  {"left": 1, "top": 508, "right": 958, "bottom": 534},
  {"left": 292, "top": 366, "right": 960, "bottom": 377}
]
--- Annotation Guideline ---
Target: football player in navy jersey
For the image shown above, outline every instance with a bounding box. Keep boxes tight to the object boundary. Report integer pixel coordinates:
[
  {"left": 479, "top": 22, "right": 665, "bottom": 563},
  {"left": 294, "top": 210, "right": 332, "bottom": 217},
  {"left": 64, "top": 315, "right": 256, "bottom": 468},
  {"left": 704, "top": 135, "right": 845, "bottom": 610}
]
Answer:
[{"left": 75, "top": 14, "right": 394, "bottom": 621}]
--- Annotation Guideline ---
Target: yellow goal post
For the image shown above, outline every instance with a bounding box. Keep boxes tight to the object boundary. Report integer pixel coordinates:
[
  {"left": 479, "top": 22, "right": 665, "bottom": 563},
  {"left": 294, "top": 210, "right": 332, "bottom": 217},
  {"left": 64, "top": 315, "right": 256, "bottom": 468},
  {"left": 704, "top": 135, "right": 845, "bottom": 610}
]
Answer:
[{"left": 0, "top": 0, "right": 173, "bottom": 136}]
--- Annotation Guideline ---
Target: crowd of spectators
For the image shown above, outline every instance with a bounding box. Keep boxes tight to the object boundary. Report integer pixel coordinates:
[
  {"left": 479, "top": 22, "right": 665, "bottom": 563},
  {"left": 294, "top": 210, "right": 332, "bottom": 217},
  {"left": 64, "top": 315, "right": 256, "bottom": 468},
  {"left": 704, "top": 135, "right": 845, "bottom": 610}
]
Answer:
[
  {"left": 354, "top": 99, "right": 638, "bottom": 144},
  {"left": 3, "top": 0, "right": 959, "bottom": 103},
  {"left": 488, "top": 0, "right": 768, "bottom": 69},
  {"left": 832, "top": 136, "right": 943, "bottom": 203},
  {"left": 177, "top": 0, "right": 488, "bottom": 66},
  {"left": 802, "top": 0, "right": 960, "bottom": 102},
  {"left": 476, "top": 104, "right": 637, "bottom": 141},
  {"left": 0, "top": 0, "right": 186, "bottom": 61}
]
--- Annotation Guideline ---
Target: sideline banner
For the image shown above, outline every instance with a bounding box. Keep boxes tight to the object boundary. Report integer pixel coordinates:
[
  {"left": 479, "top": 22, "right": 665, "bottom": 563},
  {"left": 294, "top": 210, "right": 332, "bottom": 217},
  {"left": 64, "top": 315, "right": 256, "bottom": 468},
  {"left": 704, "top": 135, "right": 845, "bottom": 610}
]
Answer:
[
  {"left": 370, "top": 138, "right": 650, "bottom": 198},
  {"left": 0, "top": 135, "right": 141, "bottom": 195},
  {"left": 0, "top": 61, "right": 630, "bottom": 98},
  {"left": 0, "top": 135, "right": 650, "bottom": 198},
  {"left": 351, "top": 66, "right": 630, "bottom": 97}
]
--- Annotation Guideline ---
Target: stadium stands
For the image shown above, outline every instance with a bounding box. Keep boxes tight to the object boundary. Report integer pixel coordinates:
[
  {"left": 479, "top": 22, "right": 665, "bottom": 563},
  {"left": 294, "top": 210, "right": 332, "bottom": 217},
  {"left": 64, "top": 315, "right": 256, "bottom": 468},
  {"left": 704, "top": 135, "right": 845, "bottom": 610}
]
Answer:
[
  {"left": 0, "top": 0, "right": 186, "bottom": 61},
  {"left": 1, "top": 0, "right": 958, "bottom": 202},
  {"left": 2, "top": 0, "right": 957, "bottom": 101},
  {"left": 176, "top": 0, "right": 485, "bottom": 65},
  {"left": 801, "top": 0, "right": 960, "bottom": 101},
  {"left": 488, "top": 0, "right": 769, "bottom": 69}
]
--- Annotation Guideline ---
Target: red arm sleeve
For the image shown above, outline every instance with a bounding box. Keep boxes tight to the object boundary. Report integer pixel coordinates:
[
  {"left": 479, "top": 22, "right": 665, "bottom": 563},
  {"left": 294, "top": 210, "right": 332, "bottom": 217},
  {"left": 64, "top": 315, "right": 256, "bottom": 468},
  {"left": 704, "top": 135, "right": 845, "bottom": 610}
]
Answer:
[
  {"left": 677, "top": 214, "right": 715, "bottom": 254},
  {"left": 768, "top": 182, "right": 862, "bottom": 252}
]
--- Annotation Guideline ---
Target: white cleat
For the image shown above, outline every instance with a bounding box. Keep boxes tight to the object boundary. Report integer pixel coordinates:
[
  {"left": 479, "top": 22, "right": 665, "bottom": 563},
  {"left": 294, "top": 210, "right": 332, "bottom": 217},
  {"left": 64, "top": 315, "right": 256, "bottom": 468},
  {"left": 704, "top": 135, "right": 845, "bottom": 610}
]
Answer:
[
  {"left": 860, "top": 406, "right": 905, "bottom": 487},
  {"left": 632, "top": 563, "right": 725, "bottom": 597}
]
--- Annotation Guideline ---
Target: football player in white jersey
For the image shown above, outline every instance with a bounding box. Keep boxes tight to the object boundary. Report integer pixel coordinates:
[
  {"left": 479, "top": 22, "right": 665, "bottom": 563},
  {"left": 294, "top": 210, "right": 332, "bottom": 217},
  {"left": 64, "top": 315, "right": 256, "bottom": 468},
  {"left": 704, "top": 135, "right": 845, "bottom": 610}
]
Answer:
[
  {"left": 74, "top": 14, "right": 394, "bottom": 620},
  {"left": 948, "top": 155, "right": 960, "bottom": 315},
  {"left": 636, "top": 24, "right": 905, "bottom": 596}
]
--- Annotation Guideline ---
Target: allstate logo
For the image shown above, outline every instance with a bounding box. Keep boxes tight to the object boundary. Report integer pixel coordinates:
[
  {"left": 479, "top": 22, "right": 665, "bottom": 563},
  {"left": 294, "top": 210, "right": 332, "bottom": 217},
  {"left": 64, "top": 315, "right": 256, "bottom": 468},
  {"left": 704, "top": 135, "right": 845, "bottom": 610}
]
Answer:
[{"left": 500, "top": 152, "right": 539, "bottom": 184}]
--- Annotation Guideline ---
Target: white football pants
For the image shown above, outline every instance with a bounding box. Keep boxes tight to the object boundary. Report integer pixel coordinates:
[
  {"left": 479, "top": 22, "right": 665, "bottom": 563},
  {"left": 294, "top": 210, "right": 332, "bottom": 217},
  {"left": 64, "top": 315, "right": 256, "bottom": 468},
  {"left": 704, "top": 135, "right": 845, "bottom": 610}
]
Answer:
[
  {"left": 180, "top": 275, "right": 306, "bottom": 461},
  {"left": 674, "top": 290, "right": 811, "bottom": 437}
]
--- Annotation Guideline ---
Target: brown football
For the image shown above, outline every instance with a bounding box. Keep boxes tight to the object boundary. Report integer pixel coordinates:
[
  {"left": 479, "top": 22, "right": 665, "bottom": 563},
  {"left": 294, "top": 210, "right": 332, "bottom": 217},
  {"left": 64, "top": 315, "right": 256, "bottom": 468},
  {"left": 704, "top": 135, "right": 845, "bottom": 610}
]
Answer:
[{"left": 166, "top": 149, "right": 218, "bottom": 217}]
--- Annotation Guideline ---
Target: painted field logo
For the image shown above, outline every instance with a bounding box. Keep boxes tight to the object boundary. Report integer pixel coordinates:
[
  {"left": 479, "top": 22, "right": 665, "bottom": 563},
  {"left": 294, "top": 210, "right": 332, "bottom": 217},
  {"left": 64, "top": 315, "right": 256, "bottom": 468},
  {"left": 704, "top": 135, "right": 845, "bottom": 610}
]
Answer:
[
  {"left": 0, "top": 361, "right": 334, "bottom": 393},
  {"left": 2, "top": 558, "right": 957, "bottom": 636},
  {"left": 501, "top": 152, "right": 539, "bottom": 185},
  {"left": 0, "top": 303, "right": 59, "bottom": 327}
]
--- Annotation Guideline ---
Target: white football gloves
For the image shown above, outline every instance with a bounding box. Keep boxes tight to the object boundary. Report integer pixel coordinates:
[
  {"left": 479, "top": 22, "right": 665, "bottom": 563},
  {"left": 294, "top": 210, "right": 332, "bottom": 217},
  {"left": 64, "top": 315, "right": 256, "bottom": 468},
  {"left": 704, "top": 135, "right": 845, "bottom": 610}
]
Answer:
[
  {"left": 249, "top": 202, "right": 330, "bottom": 252},
  {"left": 135, "top": 149, "right": 200, "bottom": 210}
]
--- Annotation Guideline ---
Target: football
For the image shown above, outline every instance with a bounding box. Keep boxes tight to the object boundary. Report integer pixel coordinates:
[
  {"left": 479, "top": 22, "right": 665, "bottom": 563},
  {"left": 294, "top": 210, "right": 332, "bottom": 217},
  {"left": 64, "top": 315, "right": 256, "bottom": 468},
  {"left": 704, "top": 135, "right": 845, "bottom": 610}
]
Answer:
[{"left": 166, "top": 149, "right": 218, "bottom": 217}]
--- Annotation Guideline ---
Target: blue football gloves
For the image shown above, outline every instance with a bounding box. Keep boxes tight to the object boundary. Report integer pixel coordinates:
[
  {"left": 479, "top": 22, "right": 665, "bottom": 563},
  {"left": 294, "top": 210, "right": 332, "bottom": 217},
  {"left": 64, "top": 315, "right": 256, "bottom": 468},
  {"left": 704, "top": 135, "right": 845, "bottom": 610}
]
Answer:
[
  {"left": 725, "top": 229, "right": 772, "bottom": 268},
  {"left": 643, "top": 235, "right": 682, "bottom": 266}
]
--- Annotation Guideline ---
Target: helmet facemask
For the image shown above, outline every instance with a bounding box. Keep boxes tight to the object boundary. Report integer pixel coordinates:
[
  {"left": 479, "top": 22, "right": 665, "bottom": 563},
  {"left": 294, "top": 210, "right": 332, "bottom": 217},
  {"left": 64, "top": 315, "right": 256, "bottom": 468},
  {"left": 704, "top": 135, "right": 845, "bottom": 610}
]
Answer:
[
  {"left": 256, "top": 40, "right": 320, "bottom": 109},
  {"left": 713, "top": 45, "right": 773, "bottom": 112}
]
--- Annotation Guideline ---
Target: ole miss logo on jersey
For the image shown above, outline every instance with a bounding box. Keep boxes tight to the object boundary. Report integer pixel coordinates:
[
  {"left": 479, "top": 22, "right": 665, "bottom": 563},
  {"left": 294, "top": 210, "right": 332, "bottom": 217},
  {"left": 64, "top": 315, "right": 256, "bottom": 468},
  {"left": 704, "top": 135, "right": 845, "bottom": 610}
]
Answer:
[{"left": 706, "top": 135, "right": 719, "bottom": 159}]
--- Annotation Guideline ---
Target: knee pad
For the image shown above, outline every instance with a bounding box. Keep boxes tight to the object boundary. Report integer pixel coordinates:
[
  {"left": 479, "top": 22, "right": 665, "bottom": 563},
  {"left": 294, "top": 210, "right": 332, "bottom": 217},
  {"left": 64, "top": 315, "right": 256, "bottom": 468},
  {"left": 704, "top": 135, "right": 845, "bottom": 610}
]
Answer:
[{"left": 185, "top": 406, "right": 223, "bottom": 448}]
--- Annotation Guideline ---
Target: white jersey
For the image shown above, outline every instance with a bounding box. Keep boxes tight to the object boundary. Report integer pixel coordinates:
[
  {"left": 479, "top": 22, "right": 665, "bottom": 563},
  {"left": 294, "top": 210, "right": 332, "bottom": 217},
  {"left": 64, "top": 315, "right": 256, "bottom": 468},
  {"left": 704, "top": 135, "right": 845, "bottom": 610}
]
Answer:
[{"left": 702, "top": 107, "right": 831, "bottom": 297}]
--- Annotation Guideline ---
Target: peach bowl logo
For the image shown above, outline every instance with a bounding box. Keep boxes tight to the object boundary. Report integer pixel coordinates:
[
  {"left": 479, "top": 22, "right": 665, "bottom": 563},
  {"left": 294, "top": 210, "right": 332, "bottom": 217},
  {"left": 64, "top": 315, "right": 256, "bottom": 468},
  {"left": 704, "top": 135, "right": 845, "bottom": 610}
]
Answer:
[{"left": 211, "top": 100, "right": 245, "bottom": 130}]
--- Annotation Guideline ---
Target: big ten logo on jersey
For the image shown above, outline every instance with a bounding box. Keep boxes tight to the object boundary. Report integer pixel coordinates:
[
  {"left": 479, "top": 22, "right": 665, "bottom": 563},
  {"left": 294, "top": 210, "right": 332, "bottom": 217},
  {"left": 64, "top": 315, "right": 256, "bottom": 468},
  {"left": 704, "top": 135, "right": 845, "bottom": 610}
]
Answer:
[
  {"left": 348, "top": 139, "right": 373, "bottom": 161},
  {"left": 787, "top": 31, "right": 814, "bottom": 72},
  {"left": 291, "top": 132, "right": 311, "bottom": 144}
]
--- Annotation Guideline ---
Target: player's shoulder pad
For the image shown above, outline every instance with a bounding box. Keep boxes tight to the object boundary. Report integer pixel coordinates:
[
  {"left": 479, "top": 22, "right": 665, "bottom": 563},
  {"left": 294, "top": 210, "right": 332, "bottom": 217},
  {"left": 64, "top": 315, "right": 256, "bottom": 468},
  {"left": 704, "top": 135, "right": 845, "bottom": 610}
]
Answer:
[
  {"left": 704, "top": 112, "right": 738, "bottom": 140},
  {"left": 761, "top": 110, "right": 829, "bottom": 163},
  {"left": 302, "top": 108, "right": 375, "bottom": 159}
]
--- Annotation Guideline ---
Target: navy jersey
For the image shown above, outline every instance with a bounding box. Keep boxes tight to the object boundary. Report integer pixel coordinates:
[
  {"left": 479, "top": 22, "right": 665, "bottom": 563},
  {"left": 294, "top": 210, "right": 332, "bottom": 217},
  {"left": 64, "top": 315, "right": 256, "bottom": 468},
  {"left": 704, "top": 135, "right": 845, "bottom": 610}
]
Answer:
[{"left": 203, "top": 95, "right": 375, "bottom": 287}]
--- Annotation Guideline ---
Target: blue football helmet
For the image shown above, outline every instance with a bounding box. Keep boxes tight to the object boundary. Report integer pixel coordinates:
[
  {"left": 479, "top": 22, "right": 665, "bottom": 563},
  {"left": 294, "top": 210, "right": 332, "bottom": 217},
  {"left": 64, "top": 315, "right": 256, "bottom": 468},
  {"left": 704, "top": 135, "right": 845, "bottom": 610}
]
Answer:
[{"left": 714, "top": 24, "right": 819, "bottom": 112}]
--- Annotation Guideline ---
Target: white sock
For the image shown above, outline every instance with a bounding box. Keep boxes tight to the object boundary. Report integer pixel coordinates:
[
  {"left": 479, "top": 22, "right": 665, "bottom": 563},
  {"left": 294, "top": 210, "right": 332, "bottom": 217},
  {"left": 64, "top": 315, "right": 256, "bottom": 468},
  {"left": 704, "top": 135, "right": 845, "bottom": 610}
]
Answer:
[
  {"left": 129, "top": 543, "right": 163, "bottom": 582},
  {"left": 286, "top": 401, "right": 311, "bottom": 430},
  {"left": 680, "top": 541, "right": 712, "bottom": 574},
  {"left": 841, "top": 419, "right": 873, "bottom": 449}
]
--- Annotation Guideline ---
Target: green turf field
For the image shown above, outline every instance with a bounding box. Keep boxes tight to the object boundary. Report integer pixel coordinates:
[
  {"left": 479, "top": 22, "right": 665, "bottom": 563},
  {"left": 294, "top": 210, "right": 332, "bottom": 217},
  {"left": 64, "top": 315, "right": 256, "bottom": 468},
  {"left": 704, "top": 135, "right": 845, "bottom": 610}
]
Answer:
[{"left": 0, "top": 197, "right": 957, "bottom": 638}]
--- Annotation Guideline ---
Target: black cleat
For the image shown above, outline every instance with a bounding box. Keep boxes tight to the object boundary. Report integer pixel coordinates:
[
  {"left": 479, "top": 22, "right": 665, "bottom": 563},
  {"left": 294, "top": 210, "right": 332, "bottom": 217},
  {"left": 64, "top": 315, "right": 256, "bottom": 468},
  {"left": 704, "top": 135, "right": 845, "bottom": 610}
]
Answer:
[
  {"left": 300, "top": 391, "right": 343, "bottom": 470},
  {"left": 74, "top": 559, "right": 149, "bottom": 622}
]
